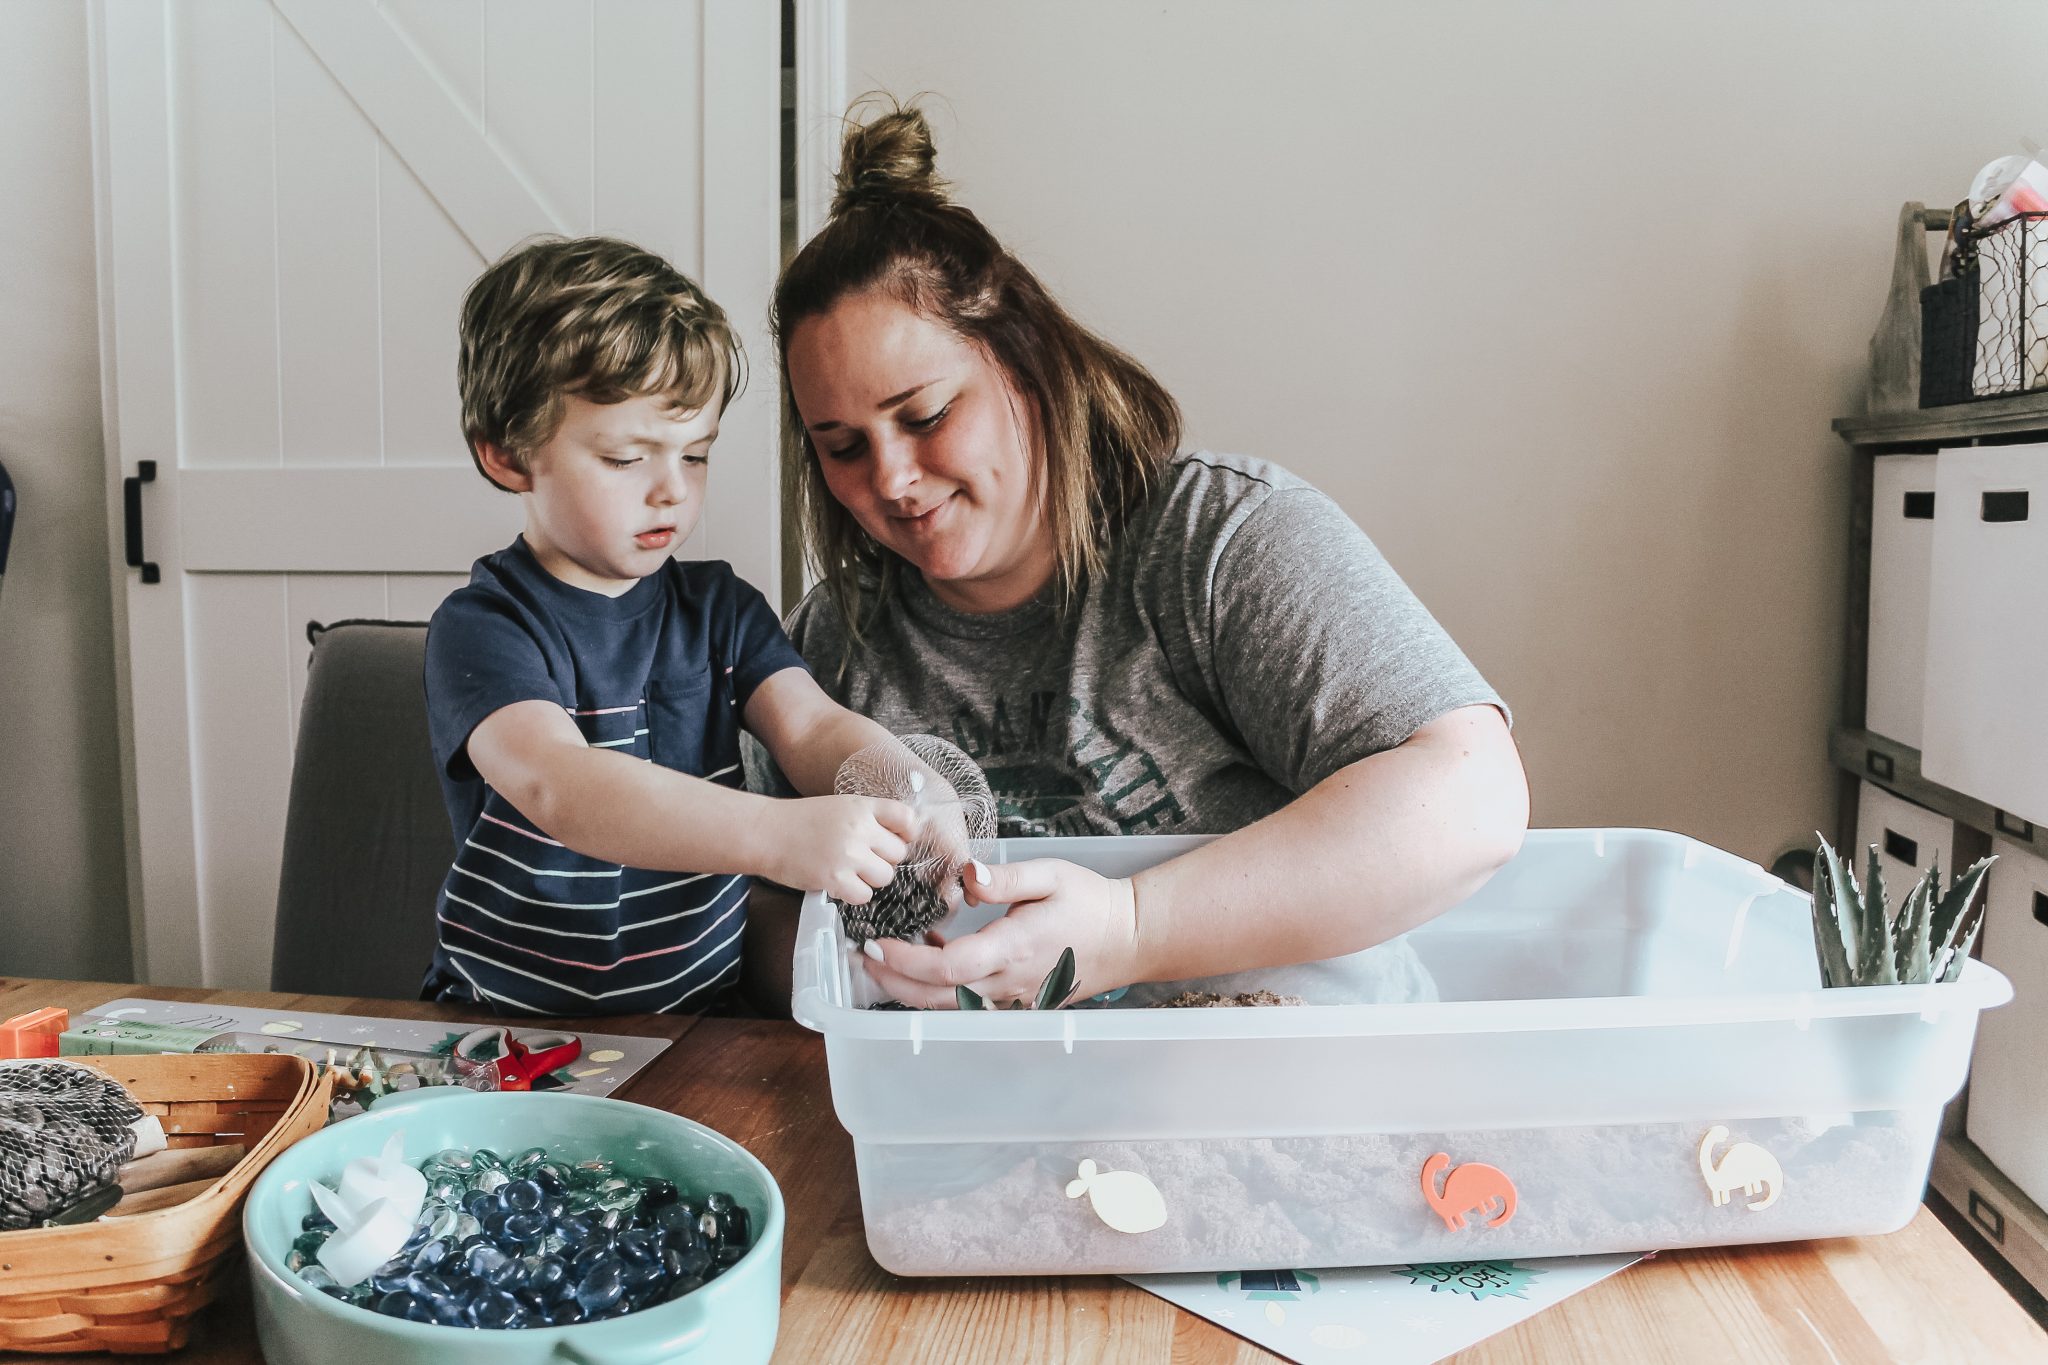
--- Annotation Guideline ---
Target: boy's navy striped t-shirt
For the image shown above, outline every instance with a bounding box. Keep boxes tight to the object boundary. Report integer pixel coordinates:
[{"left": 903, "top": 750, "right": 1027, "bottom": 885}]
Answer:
[{"left": 422, "top": 536, "right": 805, "bottom": 1017}]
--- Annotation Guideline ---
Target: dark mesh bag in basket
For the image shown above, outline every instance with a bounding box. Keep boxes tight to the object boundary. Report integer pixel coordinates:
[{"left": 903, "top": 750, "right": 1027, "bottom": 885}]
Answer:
[{"left": 0, "top": 1060, "right": 143, "bottom": 1230}]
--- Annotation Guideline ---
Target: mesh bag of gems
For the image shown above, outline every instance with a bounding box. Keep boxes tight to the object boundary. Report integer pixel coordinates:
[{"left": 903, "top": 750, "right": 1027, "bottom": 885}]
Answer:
[{"left": 0, "top": 1060, "right": 146, "bottom": 1230}]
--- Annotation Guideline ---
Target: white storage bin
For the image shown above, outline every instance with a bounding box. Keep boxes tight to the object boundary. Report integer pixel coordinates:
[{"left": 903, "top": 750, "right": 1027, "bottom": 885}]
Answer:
[
  {"left": 1855, "top": 781, "right": 1954, "bottom": 894},
  {"left": 1865, "top": 453, "right": 1938, "bottom": 748},
  {"left": 1922, "top": 444, "right": 2048, "bottom": 825},
  {"left": 1966, "top": 837, "right": 2048, "bottom": 1209},
  {"left": 791, "top": 829, "right": 2013, "bottom": 1275}
]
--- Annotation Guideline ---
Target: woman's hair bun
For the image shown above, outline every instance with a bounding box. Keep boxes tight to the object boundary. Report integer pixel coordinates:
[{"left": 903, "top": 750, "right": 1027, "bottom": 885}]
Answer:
[{"left": 832, "top": 100, "right": 948, "bottom": 215}]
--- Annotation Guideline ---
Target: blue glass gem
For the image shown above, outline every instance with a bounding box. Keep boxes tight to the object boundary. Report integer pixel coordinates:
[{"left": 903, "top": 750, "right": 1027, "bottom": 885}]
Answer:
[
  {"left": 554, "top": 1213, "right": 599, "bottom": 1247},
  {"left": 503, "top": 1178, "right": 545, "bottom": 1213},
  {"left": 464, "top": 1243, "right": 511, "bottom": 1280},
  {"left": 572, "top": 1258, "right": 625, "bottom": 1314},
  {"left": 615, "top": 1228, "right": 662, "bottom": 1266},
  {"left": 469, "top": 1287, "right": 523, "bottom": 1329},
  {"left": 368, "top": 1259, "right": 414, "bottom": 1296},
  {"left": 525, "top": 1254, "right": 571, "bottom": 1300},
  {"left": 405, "top": 1271, "right": 453, "bottom": 1301},
  {"left": 568, "top": 1242, "right": 615, "bottom": 1281},
  {"left": 504, "top": 1211, "right": 550, "bottom": 1246}
]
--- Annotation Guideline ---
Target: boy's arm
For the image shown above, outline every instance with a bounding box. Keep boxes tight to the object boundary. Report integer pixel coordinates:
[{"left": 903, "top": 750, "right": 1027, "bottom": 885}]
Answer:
[
  {"left": 741, "top": 666, "right": 900, "bottom": 796},
  {"left": 467, "top": 699, "right": 912, "bottom": 903}
]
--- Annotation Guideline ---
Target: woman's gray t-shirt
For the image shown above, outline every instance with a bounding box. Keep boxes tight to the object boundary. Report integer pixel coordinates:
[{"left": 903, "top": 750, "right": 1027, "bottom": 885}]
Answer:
[
  {"left": 784, "top": 451, "right": 1505, "bottom": 838},
  {"left": 778, "top": 452, "right": 1507, "bottom": 1005}
]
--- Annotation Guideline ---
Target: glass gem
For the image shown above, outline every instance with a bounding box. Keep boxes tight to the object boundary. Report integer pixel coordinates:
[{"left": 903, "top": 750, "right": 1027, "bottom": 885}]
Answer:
[{"left": 573, "top": 1258, "right": 626, "bottom": 1314}]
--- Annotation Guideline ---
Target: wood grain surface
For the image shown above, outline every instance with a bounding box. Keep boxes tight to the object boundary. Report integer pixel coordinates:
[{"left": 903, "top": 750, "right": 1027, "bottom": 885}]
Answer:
[{"left": 2, "top": 977, "right": 2041, "bottom": 1363}]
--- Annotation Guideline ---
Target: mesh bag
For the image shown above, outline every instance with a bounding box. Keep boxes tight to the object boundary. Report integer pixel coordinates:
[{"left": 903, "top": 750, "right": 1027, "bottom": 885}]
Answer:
[
  {"left": 0, "top": 1060, "right": 143, "bottom": 1230},
  {"left": 834, "top": 733, "right": 997, "bottom": 944}
]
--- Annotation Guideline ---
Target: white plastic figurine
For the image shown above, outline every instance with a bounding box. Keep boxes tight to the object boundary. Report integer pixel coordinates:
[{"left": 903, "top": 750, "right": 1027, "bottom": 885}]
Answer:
[
  {"left": 1699, "top": 1125, "right": 1783, "bottom": 1211},
  {"left": 311, "top": 1131, "right": 427, "bottom": 1285},
  {"left": 1066, "top": 1158, "right": 1167, "bottom": 1234}
]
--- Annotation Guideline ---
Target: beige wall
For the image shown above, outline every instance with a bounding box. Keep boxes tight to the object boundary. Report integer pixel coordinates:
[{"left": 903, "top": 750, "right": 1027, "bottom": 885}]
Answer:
[
  {"left": 842, "top": 0, "right": 2048, "bottom": 864},
  {"left": 0, "top": 2, "right": 132, "bottom": 979}
]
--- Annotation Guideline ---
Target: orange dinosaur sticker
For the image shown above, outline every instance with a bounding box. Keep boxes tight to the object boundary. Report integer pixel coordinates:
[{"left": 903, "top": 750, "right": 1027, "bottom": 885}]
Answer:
[{"left": 1421, "top": 1152, "right": 1518, "bottom": 1230}]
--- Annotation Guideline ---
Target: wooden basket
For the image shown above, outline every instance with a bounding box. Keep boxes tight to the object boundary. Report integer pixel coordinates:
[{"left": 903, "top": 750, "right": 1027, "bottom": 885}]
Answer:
[{"left": 0, "top": 1054, "right": 331, "bottom": 1355}]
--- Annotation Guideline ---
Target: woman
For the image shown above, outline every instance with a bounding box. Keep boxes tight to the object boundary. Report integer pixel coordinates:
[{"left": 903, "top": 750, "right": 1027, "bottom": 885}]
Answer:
[{"left": 768, "top": 102, "right": 1528, "bottom": 1008}]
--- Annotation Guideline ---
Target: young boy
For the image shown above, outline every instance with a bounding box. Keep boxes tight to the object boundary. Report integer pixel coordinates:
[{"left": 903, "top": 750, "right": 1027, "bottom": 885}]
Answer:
[{"left": 421, "top": 235, "right": 915, "bottom": 1016}]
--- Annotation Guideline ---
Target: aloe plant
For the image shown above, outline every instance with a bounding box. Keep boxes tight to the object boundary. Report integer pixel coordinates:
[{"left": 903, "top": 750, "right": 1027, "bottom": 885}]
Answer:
[
  {"left": 1809, "top": 836, "right": 1994, "bottom": 986},
  {"left": 955, "top": 946, "right": 1079, "bottom": 1011}
]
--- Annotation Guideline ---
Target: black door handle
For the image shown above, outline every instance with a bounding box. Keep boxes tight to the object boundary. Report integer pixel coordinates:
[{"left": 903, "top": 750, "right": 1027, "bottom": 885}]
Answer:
[{"left": 123, "top": 461, "right": 158, "bottom": 584}]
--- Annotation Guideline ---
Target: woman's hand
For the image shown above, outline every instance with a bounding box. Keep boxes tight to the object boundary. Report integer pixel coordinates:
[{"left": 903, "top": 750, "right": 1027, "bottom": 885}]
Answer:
[{"left": 861, "top": 858, "right": 1141, "bottom": 1008}]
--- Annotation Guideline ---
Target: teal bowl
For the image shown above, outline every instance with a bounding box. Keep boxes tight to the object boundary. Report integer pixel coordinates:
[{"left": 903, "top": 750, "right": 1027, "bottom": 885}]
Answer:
[{"left": 243, "top": 1090, "right": 783, "bottom": 1365}]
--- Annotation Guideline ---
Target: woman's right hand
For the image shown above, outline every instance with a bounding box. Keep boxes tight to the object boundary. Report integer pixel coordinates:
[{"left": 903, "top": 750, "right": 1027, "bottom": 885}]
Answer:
[{"left": 763, "top": 795, "right": 915, "bottom": 903}]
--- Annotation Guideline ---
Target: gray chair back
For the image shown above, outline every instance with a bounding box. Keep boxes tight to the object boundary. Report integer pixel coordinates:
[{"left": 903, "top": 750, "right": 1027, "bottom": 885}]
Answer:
[{"left": 271, "top": 620, "right": 450, "bottom": 998}]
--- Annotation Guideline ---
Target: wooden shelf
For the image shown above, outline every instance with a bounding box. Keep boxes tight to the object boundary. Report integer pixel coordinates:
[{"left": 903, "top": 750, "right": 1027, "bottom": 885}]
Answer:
[
  {"left": 1930, "top": 1133, "right": 2048, "bottom": 1302},
  {"left": 1833, "top": 389, "right": 2048, "bottom": 448},
  {"left": 1828, "top": 727, "right": 2048, "bottom": 858}
]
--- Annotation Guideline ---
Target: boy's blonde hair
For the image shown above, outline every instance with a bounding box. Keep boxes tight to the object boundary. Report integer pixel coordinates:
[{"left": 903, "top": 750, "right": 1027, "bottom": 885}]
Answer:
[{"left": 459, "top": 235, "right": 744, "bottom": 485}]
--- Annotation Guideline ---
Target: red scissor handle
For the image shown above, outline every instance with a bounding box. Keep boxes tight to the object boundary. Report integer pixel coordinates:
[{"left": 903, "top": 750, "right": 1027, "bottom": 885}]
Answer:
[{"left": 454, "top": 1027, "right": 582, "bottom": 1091}]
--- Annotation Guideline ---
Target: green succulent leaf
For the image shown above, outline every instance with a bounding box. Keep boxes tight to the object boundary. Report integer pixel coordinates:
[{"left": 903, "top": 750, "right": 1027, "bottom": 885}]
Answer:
[
  {"left": 955, "top": 985, "right": 987, "bottom": 1011},
  {"left": 1035, "top": 946, "right": 1079, "bottom": 1012},
  {"left": 1931, "top": 856, "right": 1997, "bottom": 983},
  {"left": 1810, "top": 837, "right": 1858, "bottom": 987},
  {"left": 1940, "top": 902, "right": 1991, "bottom": 983},
  {"left": 1894, "top": 870, "right": 1936, "bottom": 983},
  {"left": 1859, "top": 844, "right": 1898, "bottom": 985}
]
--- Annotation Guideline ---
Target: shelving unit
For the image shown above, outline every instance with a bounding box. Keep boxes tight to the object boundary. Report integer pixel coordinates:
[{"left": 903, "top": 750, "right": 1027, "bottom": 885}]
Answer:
[{"left": 1831, "top": 385, "right": 2048, "bottom": 1302}]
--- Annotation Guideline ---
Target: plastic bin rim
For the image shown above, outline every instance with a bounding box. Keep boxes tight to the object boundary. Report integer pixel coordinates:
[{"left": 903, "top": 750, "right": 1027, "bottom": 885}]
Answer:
[{"left": 792, "top": 957, "right": 2012, "bottom": 1041}]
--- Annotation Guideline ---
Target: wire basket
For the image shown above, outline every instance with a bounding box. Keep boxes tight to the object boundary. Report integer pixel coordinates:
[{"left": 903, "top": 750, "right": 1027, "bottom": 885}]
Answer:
[
  {"left": 1923, "top": 211, "right": 2048, "bottom": 404},
  {"left": 0, "top": 1054, "right": 330, "bottom": 1355}
]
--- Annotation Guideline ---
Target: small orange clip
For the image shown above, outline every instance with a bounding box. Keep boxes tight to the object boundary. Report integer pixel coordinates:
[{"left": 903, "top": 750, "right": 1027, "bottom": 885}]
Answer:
[{"left": 0, "top": 1007, "right": 68, "bottom": 1059}]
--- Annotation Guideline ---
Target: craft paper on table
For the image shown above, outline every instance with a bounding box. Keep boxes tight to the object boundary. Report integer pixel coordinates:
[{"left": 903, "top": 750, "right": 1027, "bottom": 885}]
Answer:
[
  {"left": 1126, "top": 1252, "right": 1642, "bottom": 1364},
  {"left": 77, "top": 998, "right": 669, "bottom": 1101}
]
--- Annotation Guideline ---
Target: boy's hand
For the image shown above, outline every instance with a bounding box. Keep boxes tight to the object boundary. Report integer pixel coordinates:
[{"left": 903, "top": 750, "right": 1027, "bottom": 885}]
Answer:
[{"left": 766, "top": 795, "right": 916, "bottom": 904}]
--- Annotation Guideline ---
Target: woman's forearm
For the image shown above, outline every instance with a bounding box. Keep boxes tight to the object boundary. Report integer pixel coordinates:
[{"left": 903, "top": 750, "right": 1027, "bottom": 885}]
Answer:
[{"left": 1124, "top": 705, "right": 1529, "bottom": 984}]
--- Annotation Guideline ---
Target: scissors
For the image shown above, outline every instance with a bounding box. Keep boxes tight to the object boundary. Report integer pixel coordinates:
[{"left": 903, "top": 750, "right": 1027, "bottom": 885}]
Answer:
[{"left": 452, "top": 1026, "right": 582, "bottom": 1091}]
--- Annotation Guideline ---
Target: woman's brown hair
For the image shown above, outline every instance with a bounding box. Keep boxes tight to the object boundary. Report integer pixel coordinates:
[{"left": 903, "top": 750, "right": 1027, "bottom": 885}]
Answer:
[{"left": 772, "top": 99, "right": 1181, "bottom": 639}]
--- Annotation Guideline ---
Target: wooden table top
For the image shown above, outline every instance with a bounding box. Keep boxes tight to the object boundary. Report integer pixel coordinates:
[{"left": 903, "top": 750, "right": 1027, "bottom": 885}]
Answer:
[{"left": 3, "top": 976, "right": 2043, "bottom": 1364}]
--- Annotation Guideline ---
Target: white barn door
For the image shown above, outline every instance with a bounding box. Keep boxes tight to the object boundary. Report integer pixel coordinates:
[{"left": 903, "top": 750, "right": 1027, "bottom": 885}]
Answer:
[{"left": 91, "top": 0, "right": 781, "bottom": 988}]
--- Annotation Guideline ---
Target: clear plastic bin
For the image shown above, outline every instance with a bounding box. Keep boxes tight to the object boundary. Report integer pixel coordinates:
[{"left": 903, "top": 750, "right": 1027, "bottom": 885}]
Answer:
[{"left": 789, "top": 829, "right": 2012, "bottom": 1275}]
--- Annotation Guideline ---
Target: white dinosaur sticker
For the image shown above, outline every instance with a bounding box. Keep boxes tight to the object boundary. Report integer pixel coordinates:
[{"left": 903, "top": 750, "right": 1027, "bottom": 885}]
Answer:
[{"left": 1699, "top": 1125, "right": 1784, "bottom": 1210}]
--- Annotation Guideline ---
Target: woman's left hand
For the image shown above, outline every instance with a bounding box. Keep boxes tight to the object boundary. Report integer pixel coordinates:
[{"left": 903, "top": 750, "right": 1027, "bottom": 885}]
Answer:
[{"left": 861, "top": 858, "right": 1140, "bottom": 1008}]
